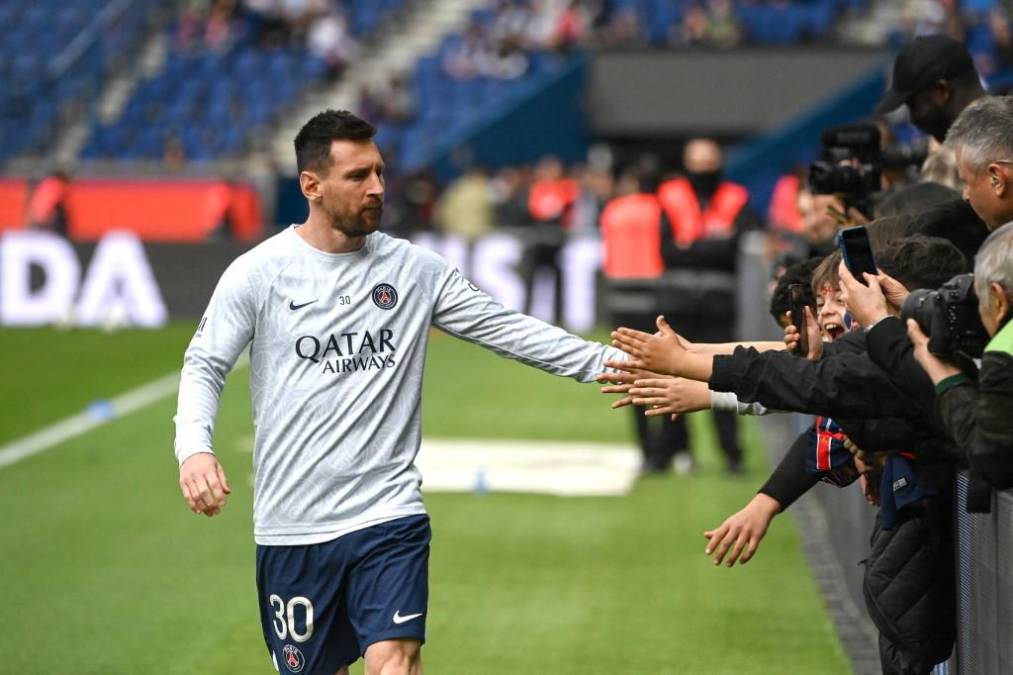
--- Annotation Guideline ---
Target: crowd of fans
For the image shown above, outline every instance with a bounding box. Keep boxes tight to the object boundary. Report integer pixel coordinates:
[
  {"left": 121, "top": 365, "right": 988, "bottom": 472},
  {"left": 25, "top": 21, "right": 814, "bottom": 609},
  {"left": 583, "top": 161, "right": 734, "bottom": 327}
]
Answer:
[
  {"left": 173, "top": 0, "right": 359, "bottom": 77},
  {"left": 895, "top": 0, "right": 1013, "bottom": 78},
  {"left": 312, "top": 33, "right": 1013, "bottom": 672},
  {"left": 591, "top": 34, "right": 1013, "bottom": 674}
]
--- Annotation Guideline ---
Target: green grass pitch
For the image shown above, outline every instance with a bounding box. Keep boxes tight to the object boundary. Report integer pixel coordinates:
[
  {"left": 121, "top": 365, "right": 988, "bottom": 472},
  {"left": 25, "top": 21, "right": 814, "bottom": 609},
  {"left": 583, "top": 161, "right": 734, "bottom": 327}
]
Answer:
[{"left": 0, "top": 325, "right": 850, "bottom": 674}]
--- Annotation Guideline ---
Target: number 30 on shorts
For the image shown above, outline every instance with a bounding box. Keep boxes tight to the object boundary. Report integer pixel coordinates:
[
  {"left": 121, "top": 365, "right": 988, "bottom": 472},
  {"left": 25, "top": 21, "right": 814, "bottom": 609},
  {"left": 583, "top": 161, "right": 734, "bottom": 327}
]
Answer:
[{"left": 269, "top": 594, "right": 314, "bottom": 643}]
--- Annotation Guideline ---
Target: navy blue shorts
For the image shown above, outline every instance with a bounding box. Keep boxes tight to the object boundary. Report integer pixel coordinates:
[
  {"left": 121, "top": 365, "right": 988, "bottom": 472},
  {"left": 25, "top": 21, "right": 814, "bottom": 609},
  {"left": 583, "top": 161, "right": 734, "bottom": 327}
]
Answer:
[{"left": 256, "top": 514, "right": 431, "bottom": 674}]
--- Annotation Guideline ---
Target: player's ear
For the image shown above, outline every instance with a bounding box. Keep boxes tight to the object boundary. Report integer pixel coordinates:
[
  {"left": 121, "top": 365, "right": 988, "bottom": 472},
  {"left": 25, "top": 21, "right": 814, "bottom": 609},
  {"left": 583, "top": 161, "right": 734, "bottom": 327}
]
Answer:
[{"left": 299, "top": 170, "right": 323, "bottom": 203}]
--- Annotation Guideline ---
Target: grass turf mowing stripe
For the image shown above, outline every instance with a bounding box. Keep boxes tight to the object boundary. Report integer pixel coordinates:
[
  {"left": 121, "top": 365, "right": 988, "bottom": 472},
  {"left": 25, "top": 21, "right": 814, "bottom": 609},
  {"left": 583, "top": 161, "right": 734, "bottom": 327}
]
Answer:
[{"left": 0, "top": 354, "right": 248, "bottom": 470}]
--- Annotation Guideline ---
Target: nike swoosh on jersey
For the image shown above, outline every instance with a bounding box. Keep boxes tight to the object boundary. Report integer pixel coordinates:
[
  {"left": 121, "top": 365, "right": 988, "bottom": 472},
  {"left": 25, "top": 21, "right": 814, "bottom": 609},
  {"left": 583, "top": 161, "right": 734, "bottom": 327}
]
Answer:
[
  {"left": 289, "top": 299, "right": 318, "bottom": 310},
  {"left": 392, "top": 610, "right": 424, "bottom": 624}
]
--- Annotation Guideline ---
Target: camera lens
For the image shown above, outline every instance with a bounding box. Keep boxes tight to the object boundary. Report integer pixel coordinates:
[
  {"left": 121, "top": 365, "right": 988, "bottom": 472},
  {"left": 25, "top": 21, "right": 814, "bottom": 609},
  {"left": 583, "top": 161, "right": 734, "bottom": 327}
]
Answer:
[{"left": 900, "top": 288, "right": 939, "bottom": 337}]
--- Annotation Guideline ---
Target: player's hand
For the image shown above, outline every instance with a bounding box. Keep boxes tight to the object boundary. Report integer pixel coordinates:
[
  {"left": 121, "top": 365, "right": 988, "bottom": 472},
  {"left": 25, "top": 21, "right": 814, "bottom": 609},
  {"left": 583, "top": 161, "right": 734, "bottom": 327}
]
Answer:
[
  {"left": 629, "top": 377, "right": 710, "bottom": 418},
  {"left": 610, "top": 315, "right": 686, "bottom": 376},
  {"left": 179, "top": 452, "right": 231, "bottom": 517},
  {"left": 598, "top": 367, "right": 661, "bottom": 409},
  {"left": 598, "top": 370, "right": 637, "bottom": 408},
  {"left": 703, "top": 493, "right": 780, "bottom": 567}
]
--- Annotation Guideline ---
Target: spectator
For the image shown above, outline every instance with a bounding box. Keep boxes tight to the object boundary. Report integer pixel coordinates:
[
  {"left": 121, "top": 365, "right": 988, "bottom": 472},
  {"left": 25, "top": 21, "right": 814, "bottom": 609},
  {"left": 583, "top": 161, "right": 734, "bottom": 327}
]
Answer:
[
  {"left": 798, "top": 189, "right": 847, "bottom": 256},
  {"left": 490, "top": 166, "right": 533, "bottom": 228},
  {"left": 26, "top": 169, "right": 71, "bottom": 236},
  {"left": 908, "top": 222, "right": 1013, "bottom": 489},
  {"left": 875, "top": 35, "right": 985, "bottom": 143},
  {"left": 434, "top": 166, "right": 494, "bottom": 245},
  {"left": 945, "top": 95, "right": 1013, "bottom": 229},
  {"left": 703, "top": 0, "right": 742, "bottom": 48},
  {"left": 444, "top": 23, "right": 486, "bottom": 80},
  {"left": 205, "top": 0, "right": 238, "bottom": 52},
  {"left": 554, "top": 0, "right": 590, "bottom": 51},
  {"left": 520, "top": 156, "right": 580, "bottom": 322},
  {"left": 307, "top": 5, "right": 358, "bottom": 79},
  {"left": 491, "top": 0, "right": 533, "bottom": 50},
  {"left": 379, "top": 74, "right": 415, "bottom": 124},
  {"left": 654, "top": 138, "right": 756, "bottom": 474}
]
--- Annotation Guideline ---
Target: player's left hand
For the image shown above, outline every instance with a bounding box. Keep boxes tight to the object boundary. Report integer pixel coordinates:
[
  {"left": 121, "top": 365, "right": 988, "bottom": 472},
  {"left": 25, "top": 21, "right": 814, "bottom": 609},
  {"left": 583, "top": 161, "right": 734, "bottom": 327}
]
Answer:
[{"left": 610, "top": 315, "right": 686, "bottom": 376}]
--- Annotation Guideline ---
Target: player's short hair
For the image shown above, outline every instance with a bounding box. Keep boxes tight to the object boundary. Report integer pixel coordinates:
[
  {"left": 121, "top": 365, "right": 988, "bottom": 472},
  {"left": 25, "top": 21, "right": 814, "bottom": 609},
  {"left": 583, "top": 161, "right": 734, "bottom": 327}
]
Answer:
[{"left": 295, "top": 110, "right": 376, "bottom": 175}]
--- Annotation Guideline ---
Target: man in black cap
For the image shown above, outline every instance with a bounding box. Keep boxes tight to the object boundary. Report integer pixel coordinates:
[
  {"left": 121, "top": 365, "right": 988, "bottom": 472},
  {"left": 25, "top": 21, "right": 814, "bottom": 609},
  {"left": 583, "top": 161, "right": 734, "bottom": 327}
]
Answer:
[{"left": 876, "top": 34, "right": 986, "bottom": 142}]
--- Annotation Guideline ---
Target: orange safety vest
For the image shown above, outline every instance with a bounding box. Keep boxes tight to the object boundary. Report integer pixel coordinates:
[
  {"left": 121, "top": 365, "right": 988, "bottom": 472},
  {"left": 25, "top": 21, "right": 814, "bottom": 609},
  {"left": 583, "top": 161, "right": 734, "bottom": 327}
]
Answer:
[
  {"left": 768, "top": 174, "right": 803, "bottom": 233},
  {"left": 657, "top": 177, "right": 748, "bottom": 247},
  {"left": 528, "top": 178, "right": 580, "bottom": 226},
  {"left": 599, "top": 193, "right": 665, "bottom": 279}
]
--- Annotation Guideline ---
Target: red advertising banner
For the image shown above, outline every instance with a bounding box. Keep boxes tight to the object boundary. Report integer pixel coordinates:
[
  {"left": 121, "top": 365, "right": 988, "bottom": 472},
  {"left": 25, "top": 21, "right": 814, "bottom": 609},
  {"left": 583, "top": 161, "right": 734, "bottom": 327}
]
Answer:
[{"left": 0, "top": 178, "right": 262, "bottom": 242}]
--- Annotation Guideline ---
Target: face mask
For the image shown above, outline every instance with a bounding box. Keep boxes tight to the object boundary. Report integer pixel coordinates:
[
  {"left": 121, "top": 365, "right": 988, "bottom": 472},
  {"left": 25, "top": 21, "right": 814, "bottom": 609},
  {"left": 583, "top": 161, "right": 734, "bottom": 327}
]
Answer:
[
  {"left": 686, "top": 170, "right": 722, "bottom": 197},
  {"left": 911, "top": 107, "right": 951, "bottom": 143}
]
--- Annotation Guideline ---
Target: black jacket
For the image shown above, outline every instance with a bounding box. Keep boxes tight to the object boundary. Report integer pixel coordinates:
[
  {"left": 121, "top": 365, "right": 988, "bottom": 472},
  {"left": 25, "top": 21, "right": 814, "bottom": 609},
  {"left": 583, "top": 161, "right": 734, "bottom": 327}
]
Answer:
[
  {"left": 865, "top": 317, "right": 940, "bottom": 418},
  {"left": 937, "top": 351, "right": 1013, "bottom": 489},
  {"left": 864, "top": 498, "right": 955, "bottom": 675},
  {"left": 710, "top": 342, "right": 924, "bottom": 420}
]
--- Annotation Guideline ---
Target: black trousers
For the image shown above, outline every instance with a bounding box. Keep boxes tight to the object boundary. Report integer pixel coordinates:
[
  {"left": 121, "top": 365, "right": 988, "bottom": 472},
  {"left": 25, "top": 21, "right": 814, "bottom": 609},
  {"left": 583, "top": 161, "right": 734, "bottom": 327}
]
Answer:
[
  {"left": 615, "top": 307, "right": 743, "bottom": 471},
  {"left": 632, "top": 405, "right": 743, "bottom": 471}
]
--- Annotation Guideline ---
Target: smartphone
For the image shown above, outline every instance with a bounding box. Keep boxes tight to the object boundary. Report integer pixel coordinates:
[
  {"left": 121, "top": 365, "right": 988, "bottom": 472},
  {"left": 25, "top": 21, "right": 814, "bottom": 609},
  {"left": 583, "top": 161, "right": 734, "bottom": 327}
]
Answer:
[
  {"left": 837, "top": 226, "right": 878, "bottom": 285},
  {"left": 789, "top": 283, "right": 809, "bottom": 356}
]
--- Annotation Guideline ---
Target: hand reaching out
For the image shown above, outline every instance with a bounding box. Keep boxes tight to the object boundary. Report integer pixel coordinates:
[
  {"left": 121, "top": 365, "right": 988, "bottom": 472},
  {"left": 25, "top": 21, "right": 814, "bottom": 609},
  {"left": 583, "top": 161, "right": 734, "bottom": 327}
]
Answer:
[
  {"left": 610, "top": 315, "right": 687, "bottom": 376},
  {"left": 598, "top": 369, "right": 650, "bottom": 409},
  {"left": 629, "top": 377, "right": 711, "bottom": 418},
  {"left": 704, "top": 493, "right": 781, "bottom": 567}
]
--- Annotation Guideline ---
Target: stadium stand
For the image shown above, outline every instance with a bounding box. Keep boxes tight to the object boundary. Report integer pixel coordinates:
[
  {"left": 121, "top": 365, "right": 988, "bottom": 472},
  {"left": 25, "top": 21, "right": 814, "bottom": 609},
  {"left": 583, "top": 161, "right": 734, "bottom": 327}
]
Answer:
[
  {"left": 0, "top": 0, "right": 157, "bottom": 165},
  {"left": 80, "top": 0, "right": 406, "bottom": 162}
]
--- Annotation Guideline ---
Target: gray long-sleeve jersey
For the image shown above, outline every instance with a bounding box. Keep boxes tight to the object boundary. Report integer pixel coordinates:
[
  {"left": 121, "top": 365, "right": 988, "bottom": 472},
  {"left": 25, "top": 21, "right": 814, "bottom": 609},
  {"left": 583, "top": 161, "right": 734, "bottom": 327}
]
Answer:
[{"left": 174, "top": 226, "right": 623, "bottom": 545}]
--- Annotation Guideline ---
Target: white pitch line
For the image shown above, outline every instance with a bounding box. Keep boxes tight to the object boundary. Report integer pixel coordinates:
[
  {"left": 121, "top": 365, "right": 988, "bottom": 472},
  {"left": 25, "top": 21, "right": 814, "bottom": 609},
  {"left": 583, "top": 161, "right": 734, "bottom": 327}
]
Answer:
[{"left": 0, "top": 354, "right": 249, "bottom": 470}]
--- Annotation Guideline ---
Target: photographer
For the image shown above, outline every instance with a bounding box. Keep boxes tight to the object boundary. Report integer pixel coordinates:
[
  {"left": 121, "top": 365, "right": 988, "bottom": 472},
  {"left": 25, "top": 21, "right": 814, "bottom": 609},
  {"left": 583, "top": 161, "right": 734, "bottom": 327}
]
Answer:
[
  {"left": 907, "top": 222, "right": 1013, "bottom": 489},
  {"left": 946, "top": 95, "right": 1013, "bottom": 231}
]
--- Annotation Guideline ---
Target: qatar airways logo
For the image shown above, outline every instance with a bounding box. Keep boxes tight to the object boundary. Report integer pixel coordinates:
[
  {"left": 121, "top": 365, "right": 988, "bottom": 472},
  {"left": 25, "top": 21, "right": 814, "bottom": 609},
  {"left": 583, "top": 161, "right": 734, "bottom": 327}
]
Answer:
[{"left": 295, "top": 328, "right": 396, "bottom": 374}]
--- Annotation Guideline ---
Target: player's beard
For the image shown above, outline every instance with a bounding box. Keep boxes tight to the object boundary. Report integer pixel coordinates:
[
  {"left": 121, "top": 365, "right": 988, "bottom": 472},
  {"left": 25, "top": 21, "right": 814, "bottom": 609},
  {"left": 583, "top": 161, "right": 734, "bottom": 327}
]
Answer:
[{"left": 329, "top": 203, "right": 383, "bottom": 238}]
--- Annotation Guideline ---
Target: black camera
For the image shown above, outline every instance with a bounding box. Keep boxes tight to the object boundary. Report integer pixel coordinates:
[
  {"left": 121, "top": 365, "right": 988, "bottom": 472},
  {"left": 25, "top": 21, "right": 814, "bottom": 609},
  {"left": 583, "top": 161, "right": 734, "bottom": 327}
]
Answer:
[
  {"left": 901, "top": 273, "right": 989, "bottom": 358},
  {"left": 808, "top": 123, "right": 882, "bottom": 218}
]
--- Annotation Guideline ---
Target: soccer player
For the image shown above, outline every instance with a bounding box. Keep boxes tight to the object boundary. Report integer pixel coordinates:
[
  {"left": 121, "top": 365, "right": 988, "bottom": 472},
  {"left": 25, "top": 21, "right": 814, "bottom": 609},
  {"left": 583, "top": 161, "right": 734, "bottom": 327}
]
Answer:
[{"left": 173, "top": 110, "right": 624, "bottom": 675}]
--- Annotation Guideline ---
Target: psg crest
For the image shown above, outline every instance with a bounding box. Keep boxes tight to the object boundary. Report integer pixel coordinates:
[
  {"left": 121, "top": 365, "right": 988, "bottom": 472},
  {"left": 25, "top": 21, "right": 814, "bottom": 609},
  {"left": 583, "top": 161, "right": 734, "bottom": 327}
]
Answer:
[
  {"left": 371, "top": 283, "right": 398, "bottom": 310},
  {"left": 282, "top": 644, "right": 305, "bottom": 672}
]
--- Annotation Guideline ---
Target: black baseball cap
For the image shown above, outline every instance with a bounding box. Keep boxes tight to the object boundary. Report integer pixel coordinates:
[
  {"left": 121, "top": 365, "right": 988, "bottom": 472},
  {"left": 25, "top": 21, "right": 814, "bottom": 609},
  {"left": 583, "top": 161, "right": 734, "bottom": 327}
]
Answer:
[{"left": 874, "top": 35, "right": 977, "bottom": 114}]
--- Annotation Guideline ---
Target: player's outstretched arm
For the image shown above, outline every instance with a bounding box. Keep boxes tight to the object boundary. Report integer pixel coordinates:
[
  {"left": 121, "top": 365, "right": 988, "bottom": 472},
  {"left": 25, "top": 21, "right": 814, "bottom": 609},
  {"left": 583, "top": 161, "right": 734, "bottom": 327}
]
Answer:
[
  {"left": 179, "top": 452, "right": 232, "bottom": 517},
  {"left": 703, "top": 493, "right": 781, "bottom": 567}
]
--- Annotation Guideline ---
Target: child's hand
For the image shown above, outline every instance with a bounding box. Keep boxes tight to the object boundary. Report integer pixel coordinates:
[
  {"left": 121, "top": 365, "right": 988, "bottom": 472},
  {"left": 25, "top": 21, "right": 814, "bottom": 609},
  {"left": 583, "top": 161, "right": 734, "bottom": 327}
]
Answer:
[{"left": 610, "top": 315, "right": 686, "bottom": 377}]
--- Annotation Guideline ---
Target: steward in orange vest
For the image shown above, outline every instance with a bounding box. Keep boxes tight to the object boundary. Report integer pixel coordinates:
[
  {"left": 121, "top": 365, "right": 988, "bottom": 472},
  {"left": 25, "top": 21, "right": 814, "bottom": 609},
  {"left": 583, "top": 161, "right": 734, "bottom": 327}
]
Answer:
[{"left": 656, "top": 175, "right": 752, "bottom": 272}]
